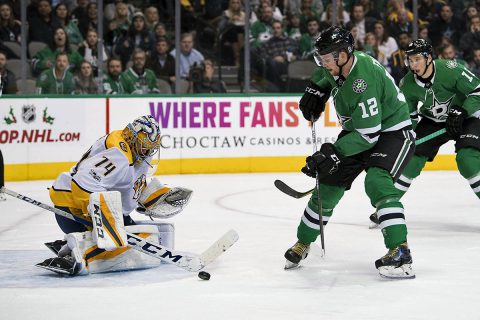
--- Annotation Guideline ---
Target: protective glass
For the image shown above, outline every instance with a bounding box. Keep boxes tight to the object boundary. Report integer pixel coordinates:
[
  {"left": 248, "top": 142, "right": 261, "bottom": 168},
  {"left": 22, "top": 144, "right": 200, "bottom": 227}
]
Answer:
[{"left": 313, "top": 50, "right": 337, "bottom": 67}]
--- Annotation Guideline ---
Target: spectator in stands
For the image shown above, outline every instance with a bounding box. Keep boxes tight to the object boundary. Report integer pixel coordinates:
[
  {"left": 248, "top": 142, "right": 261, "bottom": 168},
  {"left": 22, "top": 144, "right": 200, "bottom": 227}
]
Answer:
[
  {"left": 103, "top": 57, "right": 124, "bottom": 94},
  {"left": 31, "top": 26, "right": 83, "bottom": 76},
  {"left": 418, "top": 0, "right": 442, "bottom": 24},
  {"left": 321, "top": 2, "right": 349, "bottom": 27},
  {"left": 153, "top": 22, "right": 172, "bottom": 44},
  {"left": 459, "top": 15, "right": 480, "bottom": 63},
  {"left": 78, "top": 3, "right": 98, "bottom": 38},
  {"left": 218, "top": 0, "right": 246, "bottom": 67},
  {"left": 74, "top": 60, "right": 97, "bottom": 94},
  {"left": 374, "top": 20, "right": 398, "bottom": 72},
  {"left": 299, "top": 0, "right": 322, "bottom": 32},
  {"left": 386, "top": 0, "right": 413, "bottom": 24},
  {"left": 0, "top": 3, "right": 21, "bottom": 43},
  {"left": 71, "top": 0, "right": 88, "bottom": 28},
  {"left": 146, "top": 37, "right": 175, "bottom": 86},
  {"left": 464, "top": 4, "right": 479, "bottom": 30},
  {"left": 78, "top": 29, "right": 108, "bottom": 77},
  {"left": 192, "top": 59, "right": 227, "bottom": 93},
  {"left": 363, "top": 32, "right": 379, "bottom": 60},
  {"left": 105, "top": 1, "right": 130, "bottom": 53},
  {"left": 390, "top": 31, "right": 411, "bottom": 84},
  {"left": 144, "top": 5, "right": 159, "bottom": 32},
  {"left": 251, "top": 0, "right": 283, "bottom": 24},
  {"left": 388, "top": 8, "right": 413, "bottom": 39},
  {"left": 345, "top": 21, "right": 364, "bottom": 51},
  {"left": 250, "top": 4, "right": 274, "bottom": 49},
  {"left": 357, "top": 0, "right": 382, "bottom": 21},
  {"left": 288, "top": 0, "right": 323, "bottom": 17},
  {"left": 120, "top": 48, "right": 159, "bottom": 94},
  {"left": 0, "top": 50, "right": 18, "bottom": 94},
  {"left": 418, "top": 24, "right": 431, "bottom": 43},
  {"left": 438, "top": 43, "right": 468, "bottom": 67},
  {"left": 53, "top": 3, "right": 83, "bottom": 46},
  {"left": 299, "top": 17, "right": 319, "bottom": 59},
  {"left": 286, "top": 13, "right": 302, "bottom": 40},
  {"left": 115, "top": 12, "right": 155, "bottom": 68},
  {"left": 469, "top": 48, "right": 480, "bottom": 77},
  {"left": 261, "top": 20, "right": 298, "bottom": 92},
  {"left": 350, "top": 3, "right": 375, "bottom": 46},
  {"left": 429, "top": 4, "right": 465, "bottom": 47},
  {"left": 36, "top": 52, "right": 75, "bottom": 94},
  {"left": 104, "top": 0, "right": 135, "bottom": 22},
  {"left": 170, "top": 32, "right": 204, "bottom": 79},
  {"left": 28, "top": 0, "right": 58, "bottom": 45}
]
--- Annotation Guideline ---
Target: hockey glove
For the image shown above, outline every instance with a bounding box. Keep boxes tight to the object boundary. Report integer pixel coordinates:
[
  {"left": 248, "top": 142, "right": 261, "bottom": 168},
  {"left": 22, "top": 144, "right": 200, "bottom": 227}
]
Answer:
[
  {"left": 301, "top": 143, "right": 342, "bottom": 178},
  {"left": 299, "top": 82, "right": 329, "bottom": 122},
  {"left": 446, "top": 105, "right": 468, "bottom": 137}
]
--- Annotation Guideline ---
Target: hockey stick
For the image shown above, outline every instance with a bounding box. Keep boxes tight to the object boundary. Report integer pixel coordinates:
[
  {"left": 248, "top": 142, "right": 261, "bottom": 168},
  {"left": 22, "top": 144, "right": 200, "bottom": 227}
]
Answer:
[
  {"left": 275, "top": 128, "right": 447, "bottom": 199},
  {"left": 0, "top": 186, "right": 238, "bottom": 272},
  {"left": 311, "top": 117, "right": 325, "bottom": 256}
]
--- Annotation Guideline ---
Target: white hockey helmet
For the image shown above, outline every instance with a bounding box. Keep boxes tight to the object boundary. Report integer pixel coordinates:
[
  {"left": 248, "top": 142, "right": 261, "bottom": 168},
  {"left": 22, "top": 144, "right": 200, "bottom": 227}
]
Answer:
[{"left": 122, "top": 115, "right": 161, "bottom": 163}]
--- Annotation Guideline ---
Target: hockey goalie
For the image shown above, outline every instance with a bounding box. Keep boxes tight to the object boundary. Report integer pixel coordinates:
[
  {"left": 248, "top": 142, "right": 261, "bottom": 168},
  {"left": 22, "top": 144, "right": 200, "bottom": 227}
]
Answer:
[{"left": 37, "top": 115, "right": 193, "bottom": 275}]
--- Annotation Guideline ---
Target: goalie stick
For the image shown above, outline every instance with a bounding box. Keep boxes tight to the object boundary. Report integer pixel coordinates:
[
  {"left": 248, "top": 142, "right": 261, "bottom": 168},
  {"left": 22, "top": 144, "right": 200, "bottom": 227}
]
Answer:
[
  {"left": 1, "top": 187, "right": 238, "bottom": 273},
  {"left": 275, "top": 128, "right": 447, "bottom": 199}
]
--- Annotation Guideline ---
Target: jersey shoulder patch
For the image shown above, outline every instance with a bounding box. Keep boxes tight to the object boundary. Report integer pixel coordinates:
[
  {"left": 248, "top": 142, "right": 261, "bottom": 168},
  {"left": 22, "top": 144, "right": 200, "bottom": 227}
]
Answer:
[
  {"left": 105, "top": 130, "right": 133, "bottom": 165},
  {"left": 445, "top": 59, "right": 458, "bottom": 69}
]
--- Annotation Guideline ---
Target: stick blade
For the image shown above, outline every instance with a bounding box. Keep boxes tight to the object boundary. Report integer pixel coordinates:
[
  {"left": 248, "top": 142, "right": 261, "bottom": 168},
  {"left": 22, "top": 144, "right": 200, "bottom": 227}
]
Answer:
[{"left": 199, "top": 229, "right": 239, "bottom": 268}]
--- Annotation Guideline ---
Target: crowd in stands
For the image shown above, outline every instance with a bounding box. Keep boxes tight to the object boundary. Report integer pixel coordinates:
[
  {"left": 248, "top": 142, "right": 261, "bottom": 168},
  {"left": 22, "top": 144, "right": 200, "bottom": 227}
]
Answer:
[{"left": 1, "top": 0, "right": 480, "bottom": 95}]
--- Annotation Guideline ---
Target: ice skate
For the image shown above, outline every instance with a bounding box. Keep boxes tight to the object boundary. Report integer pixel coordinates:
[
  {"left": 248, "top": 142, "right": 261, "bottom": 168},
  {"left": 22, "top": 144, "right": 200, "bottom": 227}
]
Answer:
[
  {"left": 284, "top": 241, "right": 310, "bottom": 270},
  {"left": 44, "top": 240, "right": 67, "bottom": 256},
  {"left": 369, "top": 212, "right": 379, "bottom": 229},
  {"left": 375, "top": 242, "right": 415, "bottom": 279},
  {"left": 36, "top": 255, "right": 83, "bottom": 275}
]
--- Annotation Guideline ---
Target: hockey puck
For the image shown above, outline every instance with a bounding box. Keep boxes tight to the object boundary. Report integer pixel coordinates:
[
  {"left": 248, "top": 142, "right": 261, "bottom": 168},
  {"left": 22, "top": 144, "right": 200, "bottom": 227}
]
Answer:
[{"left": 198, "top": 271, "right": 211, "bottom": 280}]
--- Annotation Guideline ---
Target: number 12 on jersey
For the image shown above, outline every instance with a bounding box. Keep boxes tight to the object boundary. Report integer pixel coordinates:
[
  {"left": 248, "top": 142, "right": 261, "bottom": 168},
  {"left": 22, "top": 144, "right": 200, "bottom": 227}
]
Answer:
[{"left": 359, "top": 97, "right": 378, "bottom": 118}]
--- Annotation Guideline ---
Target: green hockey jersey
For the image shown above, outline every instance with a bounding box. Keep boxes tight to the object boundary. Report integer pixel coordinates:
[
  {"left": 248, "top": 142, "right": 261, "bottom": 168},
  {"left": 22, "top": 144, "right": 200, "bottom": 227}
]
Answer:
[
  {"left": 400, "top": 59, "right": 480, "bottom": 124},
  {"left": 36, "top": 68, "right": 75, "bottom": 94},
  {"left": 103, "top": 74, "right": 125, "bottom": 94},
  {"left": 119, "top": 67, "right": 160, "bottom": 94},
  {"left": 311, "top": 51, "right": 412, "bottom": 156}
]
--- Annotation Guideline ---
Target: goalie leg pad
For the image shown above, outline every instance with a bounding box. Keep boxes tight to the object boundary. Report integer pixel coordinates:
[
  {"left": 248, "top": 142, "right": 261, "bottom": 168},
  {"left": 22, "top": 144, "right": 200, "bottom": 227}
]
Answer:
[
  {"left": 135, "top": 220, "right": 175, "bottom": 250},
  {"left": 65, "top": 226, "right": 163, "bottom": 274},
  {"left": 87, "top": 191, "right": 128, "bottom": 251}
]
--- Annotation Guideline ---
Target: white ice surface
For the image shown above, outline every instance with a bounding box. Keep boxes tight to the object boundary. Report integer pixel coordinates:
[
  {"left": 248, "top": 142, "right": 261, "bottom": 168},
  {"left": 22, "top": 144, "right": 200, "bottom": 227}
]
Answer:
[{"left": 0, "top": 172, "right": 479, "bottom": 320}]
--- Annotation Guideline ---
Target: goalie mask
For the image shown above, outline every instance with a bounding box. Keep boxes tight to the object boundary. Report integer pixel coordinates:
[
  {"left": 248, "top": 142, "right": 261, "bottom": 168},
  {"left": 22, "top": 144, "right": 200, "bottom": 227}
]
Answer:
[{"left": 122, "top": 115, "right": 161, "bottom": 163}]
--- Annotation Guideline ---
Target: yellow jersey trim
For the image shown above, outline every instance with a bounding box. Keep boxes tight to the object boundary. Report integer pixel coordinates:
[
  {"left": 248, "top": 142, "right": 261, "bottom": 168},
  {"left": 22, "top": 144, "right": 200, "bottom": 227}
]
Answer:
[{"left": 105, "top": 130, "right": 134, "bottom": 165}]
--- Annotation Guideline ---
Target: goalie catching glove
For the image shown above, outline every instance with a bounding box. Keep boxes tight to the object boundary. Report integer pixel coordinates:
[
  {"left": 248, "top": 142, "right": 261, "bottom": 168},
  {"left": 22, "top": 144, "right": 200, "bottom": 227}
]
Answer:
[
  {"left": 137, "top": 177, "right": 193, "bottom": 219},
  {"left": 299, "top": 81, "right": 330, "bottom": 122}
]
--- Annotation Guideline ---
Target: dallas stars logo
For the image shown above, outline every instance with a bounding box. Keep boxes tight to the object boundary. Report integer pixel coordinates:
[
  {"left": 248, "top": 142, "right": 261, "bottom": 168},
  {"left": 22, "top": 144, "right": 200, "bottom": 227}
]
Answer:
[
  {"left": 352, "top": 79, "right": 367, "bottom": 93},
  {"left": 426, "top": 95, "right": 454, "bottom": 120}
]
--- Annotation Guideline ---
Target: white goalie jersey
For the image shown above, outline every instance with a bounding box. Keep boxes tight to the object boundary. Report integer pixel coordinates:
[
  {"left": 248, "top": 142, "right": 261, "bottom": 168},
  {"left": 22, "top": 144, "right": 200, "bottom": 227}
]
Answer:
[{"left": 50, "top": 130, "right": 151, "bottom": 216}]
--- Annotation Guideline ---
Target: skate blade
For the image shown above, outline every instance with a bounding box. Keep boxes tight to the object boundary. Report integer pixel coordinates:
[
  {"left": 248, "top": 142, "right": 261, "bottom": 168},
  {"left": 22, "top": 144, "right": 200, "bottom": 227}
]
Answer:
[
  {"left": 284, "top": 260, "right": 301, "bottom": 270},
  {"left": 35, "top": 262, "right": 72, "bottom": 275},
  {"left": 44, "top": 240, "right": 67, "bottom": 256},
  {"left": 378, "top": 264, "right": 415, "bottom": 279},
  {"left": 369, "top": 222, "right": 379, "bottom": 229}
]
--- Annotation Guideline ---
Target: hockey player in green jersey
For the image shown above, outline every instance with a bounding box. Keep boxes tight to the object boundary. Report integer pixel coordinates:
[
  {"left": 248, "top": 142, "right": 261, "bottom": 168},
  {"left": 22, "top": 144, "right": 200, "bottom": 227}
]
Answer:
[
  {"left": 284, "top": 26, "right": 416, "bottom": 279},
  {"left": 369, "top": 39, "right": 480, "bottom": 226},
  {"left": 398, "top": 39, "right": 480, "bottom": 198}
]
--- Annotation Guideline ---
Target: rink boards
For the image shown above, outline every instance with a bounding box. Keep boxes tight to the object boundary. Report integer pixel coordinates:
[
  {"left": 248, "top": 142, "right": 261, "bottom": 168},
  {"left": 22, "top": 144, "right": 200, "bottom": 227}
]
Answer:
[{"left": 1, "top": 95, "right": 457, "bottom": 181}]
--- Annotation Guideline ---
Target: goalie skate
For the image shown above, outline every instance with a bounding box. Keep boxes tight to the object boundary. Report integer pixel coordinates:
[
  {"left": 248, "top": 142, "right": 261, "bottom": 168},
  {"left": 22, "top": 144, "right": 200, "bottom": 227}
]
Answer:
[
  {"left": 36, "top": 256, "right": 83, "bottom": 275},
  {"left": 44, "top": 240, "right": 67, "bottom": 256},
  {"left": 375, "top": 242, "right": 415, "bottom": 279},
  {"left": 284, "top": 242, "right": 310, "bottom": 270}
]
